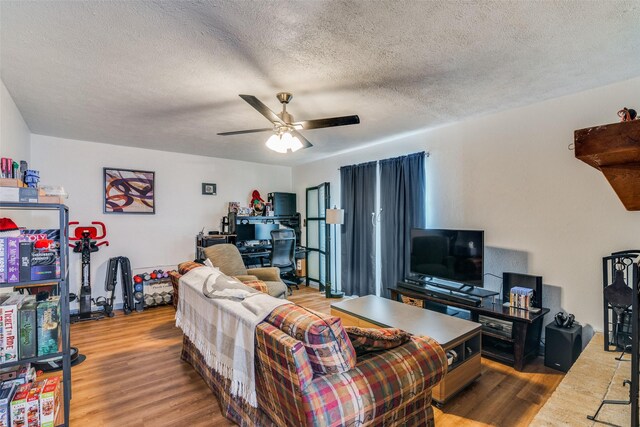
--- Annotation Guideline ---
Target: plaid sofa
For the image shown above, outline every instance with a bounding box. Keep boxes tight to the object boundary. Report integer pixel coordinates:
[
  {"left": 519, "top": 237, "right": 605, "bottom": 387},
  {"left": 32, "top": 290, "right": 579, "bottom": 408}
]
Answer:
[{"left": 179, "top": 289, "right": 447, "bottom": 426}]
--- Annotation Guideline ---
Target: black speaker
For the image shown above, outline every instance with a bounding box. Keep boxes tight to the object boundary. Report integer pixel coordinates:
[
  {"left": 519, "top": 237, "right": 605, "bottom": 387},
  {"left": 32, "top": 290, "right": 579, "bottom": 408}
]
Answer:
[{"left": 544, "top": 321, "right": 582, "bottom": 372}]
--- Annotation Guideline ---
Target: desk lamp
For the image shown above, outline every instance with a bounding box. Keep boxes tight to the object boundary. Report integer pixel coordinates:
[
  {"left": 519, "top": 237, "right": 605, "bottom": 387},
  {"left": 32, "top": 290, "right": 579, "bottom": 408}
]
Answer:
[{"left": 325, "top": 207, "right": 344, "bottom": 298}]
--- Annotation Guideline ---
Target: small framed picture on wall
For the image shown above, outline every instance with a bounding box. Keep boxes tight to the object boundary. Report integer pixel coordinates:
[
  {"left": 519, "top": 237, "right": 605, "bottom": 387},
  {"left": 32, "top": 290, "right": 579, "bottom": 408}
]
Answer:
[{"left": 202, "top": 183, "right": 217, "bottom": 195}]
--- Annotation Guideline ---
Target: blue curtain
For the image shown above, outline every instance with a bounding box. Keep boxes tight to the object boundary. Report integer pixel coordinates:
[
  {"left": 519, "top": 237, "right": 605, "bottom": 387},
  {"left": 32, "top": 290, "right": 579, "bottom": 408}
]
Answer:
[
  {"left": 379, "top": 152, "right": 426, "bottom": 298},
  {"left": 340, "top": 161, "right": 377, "bottom": 296}
]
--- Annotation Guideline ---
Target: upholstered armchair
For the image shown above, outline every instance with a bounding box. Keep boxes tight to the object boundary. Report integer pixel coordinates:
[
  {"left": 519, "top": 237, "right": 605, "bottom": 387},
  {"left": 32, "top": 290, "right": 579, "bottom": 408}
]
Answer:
[{"left": 203, "top": 244, "right": 288, "bottom": 299}]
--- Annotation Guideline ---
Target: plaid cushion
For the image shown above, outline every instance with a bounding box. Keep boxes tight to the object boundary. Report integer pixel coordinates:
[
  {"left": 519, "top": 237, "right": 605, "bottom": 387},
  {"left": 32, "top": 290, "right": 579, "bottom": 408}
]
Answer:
[
  {"left": 169, "top": 271, "right": 182, "bottom": 309},
  {"left": 236, "top": 279, "right": 269, "bottom": 294},
  {"left": 301, "top": 335, "right": 446, "bottom": 427},
  {"left": 266, "top": 305, "right": 356, "bottom": 375},
  {"left": 345, "top": 326, "right": 411, "bottom": 355},
  {"left": 255, "top": 323, "right": 314, "bottom": 426},
  {"left": 178, "top": 261, "right": 204, "bottom": 274}
]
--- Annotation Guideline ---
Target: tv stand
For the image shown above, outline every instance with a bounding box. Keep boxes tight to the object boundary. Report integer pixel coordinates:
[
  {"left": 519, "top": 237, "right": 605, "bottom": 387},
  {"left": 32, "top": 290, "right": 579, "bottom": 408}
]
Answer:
[
  {"left": 391, "top": 283, "right": 549, "bottom": 371},
  {"left": 403, "top": 277, "right": 499, "bottom": 300}
]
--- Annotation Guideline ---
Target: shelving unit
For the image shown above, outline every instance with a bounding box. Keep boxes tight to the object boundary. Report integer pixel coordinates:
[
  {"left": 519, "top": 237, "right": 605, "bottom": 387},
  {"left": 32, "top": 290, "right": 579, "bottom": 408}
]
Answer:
[{"left": 0, "top": 202, "right": 70, "bottom": 427}]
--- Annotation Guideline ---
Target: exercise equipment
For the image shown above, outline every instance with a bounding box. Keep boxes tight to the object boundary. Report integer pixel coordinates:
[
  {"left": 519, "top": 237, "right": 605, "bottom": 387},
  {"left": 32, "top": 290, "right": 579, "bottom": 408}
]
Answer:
[
  {"left": 104, "top": 256, "right": 136, "bottom": 315},
  {"left": 134, "top": 269, "right": 174, "bottom": 309},
  {"left": 69, "top": 221, "right": 109, "bottom": 322}
]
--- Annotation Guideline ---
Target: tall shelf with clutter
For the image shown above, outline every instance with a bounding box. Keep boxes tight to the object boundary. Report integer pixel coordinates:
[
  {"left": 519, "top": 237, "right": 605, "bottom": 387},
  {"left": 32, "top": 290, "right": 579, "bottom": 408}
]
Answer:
[{"left": 0, "top": 202, "right": 71, "bottom": 427}]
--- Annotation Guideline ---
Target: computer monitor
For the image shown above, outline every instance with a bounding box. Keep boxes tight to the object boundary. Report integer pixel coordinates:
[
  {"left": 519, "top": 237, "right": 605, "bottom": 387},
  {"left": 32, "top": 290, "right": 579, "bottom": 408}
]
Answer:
[
  {"left": 236, "top": 224, "right": 255, "bottom": 242},
  {"left": 255, "top": 224, "right": 279, "bottom": 241}
]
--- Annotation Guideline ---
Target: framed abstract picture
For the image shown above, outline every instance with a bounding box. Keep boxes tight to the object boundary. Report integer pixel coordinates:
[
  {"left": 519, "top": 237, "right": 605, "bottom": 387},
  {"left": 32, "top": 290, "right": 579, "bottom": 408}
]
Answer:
[{"left": 103, "top": 167, "right": 155, "bottom": 214}]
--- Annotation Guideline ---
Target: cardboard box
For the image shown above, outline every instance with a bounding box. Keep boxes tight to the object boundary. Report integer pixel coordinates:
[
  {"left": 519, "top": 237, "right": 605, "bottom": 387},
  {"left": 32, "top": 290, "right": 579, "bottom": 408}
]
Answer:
[
  {"left": 0, "top": 179, "right": 25, "bottom": 188},
  {"left": 0, "top": 238, "right": 6, "bottom": 283},
  {"left": 0, "top": 382, "right": 17, "bottom": 427},
  {"left": 18, "top": 243, "right": 31, "bottom": 283},
  {"left": 25, "top": 380, "right": 45, "bottom": 427},
  {"left": 37, "top": 195, "right": 64, "bottom": 204},
  {"left": 19, "top": 298, "right": 38, "bottom": 359},
  {"left": 37, "top": 297, "right": 61, "bottom": 356},
  {"left": 10, "top": 383, "right": 31, "bottom": 427},
  {"left": 1, "top": 293, "right": 26, "bottom": 362},
  {"left": 0, "top": 187, "right": 38, "bottom": 203},
  {"left": 38, "top": 377, "right": 60, "bottom": 427},
  {"left": 6, "top": 238, "right": 20, "bottom": 284},
  {"left": 0, "top": 188, "right": 18, "bottom": 203}
]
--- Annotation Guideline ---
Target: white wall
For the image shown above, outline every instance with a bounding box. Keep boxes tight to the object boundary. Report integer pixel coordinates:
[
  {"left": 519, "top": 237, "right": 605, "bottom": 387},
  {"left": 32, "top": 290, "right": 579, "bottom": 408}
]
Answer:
[
  {"left": 0, "top": 78, "right": 30, "bottom": 161},
  {"left": 293, "top": 75, "right": 640, "bottom": 336},
  {"left": 31, "top": 134, "right": 292, "bottom": 308}
]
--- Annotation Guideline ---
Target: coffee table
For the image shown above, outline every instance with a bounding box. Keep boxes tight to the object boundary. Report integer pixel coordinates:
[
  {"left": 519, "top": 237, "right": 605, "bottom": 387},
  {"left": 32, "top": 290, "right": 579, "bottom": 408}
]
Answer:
[{"left": 331, "top": 295, "right": 482, "bottom": 405}]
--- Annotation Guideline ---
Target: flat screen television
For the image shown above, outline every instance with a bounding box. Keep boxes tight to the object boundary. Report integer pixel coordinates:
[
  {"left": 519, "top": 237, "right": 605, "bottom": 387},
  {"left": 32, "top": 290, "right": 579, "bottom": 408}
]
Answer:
[{"left": 409, "top": 228, "right": 484, "bottom": 287}]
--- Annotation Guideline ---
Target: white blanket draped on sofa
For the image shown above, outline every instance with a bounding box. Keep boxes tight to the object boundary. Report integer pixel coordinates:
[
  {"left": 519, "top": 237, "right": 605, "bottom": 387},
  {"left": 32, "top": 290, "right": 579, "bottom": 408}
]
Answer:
[{"left": 175, "top": 266, "right": 290, "bottom": 407}]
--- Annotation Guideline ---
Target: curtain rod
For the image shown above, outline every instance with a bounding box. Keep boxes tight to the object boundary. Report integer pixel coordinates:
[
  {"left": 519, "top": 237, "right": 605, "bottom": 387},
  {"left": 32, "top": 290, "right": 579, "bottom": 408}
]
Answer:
[{"left": 337, "top": 151, "right": 430, "bottom": 171}]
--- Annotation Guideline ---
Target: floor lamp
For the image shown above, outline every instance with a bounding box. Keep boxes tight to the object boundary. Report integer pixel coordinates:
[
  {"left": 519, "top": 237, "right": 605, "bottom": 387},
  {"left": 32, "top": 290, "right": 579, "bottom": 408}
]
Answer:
[{"left": 325, "top": 207, "right": 345, "bottom": 298}]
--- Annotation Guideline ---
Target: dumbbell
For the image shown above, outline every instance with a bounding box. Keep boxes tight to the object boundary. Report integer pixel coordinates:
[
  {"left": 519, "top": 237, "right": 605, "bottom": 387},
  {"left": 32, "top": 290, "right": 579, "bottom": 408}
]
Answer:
[
  {"left": 160, "top": 292, "right": 172, "bottom": 304},
  {"left": 144, "top": 294, "right": 155, "bottom": 307}
]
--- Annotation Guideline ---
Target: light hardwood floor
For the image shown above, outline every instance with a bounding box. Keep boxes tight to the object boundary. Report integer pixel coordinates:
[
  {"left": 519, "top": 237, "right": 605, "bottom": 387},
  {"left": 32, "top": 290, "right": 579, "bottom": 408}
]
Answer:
[{"left": 67, "top": 287, "right": 564, "bottom": 426}]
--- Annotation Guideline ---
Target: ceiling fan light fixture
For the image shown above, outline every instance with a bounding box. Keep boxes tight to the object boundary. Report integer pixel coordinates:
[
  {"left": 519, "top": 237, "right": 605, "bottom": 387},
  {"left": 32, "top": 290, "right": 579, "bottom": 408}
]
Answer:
[
  {"left": 266, "top": 133, "right": 287, "bottom": 153},
  {"left": 290, "top": 135, "right": 303, "bottom": 152}
]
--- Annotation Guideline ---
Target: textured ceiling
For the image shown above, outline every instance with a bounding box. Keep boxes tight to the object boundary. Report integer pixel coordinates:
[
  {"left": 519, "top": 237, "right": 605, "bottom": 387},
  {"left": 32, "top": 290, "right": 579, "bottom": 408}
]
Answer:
[{"left": 1, "top": 1, "right": 639, "bottom": 166}]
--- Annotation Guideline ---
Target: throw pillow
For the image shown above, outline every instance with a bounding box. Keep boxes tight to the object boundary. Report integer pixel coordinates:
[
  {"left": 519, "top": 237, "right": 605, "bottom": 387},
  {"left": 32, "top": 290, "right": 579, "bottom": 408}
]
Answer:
[
  {"left": 241, "top": 280, "right": 269, "bottom": 294},
  {"left": 178, "top": 261, "right": 204, "bottom": 275},
  {"left": 345, "top": 326, "right": 411, "bottom": 355},
  {"left": 266, "top": 305, "right": 356, "bottom": 375}
]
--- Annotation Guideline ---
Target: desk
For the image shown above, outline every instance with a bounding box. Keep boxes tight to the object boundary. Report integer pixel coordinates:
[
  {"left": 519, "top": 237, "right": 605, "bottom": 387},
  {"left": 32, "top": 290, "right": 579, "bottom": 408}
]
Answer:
[
  {"left": 240, "top": 246, "right": 307, "bottom": 271},
  {"left": 390, "top": 285, "right": 549, "bottom": 371}
]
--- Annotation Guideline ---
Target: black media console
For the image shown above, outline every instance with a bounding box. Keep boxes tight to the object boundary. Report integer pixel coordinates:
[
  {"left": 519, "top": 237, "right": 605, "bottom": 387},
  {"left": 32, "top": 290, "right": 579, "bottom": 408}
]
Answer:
[{"left": 391, "top": 282, "right": 550, "bottom": 371}]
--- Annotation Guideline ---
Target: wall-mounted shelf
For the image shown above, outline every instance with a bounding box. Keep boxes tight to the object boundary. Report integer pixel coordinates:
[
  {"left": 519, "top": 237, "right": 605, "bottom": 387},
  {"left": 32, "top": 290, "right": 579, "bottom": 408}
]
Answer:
[{"left": 575, "top": 120, "right": 640, "bottom": 210}]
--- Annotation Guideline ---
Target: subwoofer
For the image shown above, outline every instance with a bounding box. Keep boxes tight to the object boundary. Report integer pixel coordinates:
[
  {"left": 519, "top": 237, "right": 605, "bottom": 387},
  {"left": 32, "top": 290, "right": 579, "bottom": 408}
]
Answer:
[{"left": 544, "top": 321, "right": 582, "bottom": 372}]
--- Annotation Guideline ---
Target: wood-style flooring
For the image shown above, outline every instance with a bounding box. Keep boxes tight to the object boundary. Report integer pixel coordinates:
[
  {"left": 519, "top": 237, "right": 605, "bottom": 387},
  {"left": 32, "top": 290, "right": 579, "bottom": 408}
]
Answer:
[{"left": 67, "top": 286, "right": 564, "bottom": 426}]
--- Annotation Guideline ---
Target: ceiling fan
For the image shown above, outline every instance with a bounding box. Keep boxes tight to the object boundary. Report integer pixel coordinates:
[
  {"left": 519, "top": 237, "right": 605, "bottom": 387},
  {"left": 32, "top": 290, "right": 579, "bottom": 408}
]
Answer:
[{"left": 218, "top": 92, "right": 360, "bottom": 153}]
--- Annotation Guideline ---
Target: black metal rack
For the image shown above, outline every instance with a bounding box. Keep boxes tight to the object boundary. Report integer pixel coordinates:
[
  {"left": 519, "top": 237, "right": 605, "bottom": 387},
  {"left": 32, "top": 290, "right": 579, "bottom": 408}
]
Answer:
[
  {"left": 598, "top": 250, "right": 640, "bottom": 426},
  {"left": 0, "top": 202, "right": 71, "bottom": 427}
]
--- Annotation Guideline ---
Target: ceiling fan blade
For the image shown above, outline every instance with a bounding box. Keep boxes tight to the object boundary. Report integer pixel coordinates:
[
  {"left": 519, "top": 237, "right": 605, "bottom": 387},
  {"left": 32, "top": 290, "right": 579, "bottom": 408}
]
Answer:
[
  {"left": 217, "top": 128, "right": 273, "bottom": 136},
  {"left": 239, "top": 94, "right": 285, "bottom": 125},
  {"left": 293, "top": 115, "right": 360, "bottom": 130},
  {"left": 292, "top": 130, "right": 313, "bottom": 149}
]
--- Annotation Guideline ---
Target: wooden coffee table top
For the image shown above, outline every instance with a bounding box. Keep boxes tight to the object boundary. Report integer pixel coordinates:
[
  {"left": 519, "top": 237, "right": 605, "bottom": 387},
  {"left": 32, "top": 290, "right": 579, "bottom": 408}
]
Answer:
[{"left": 331, "top": 295, "right": 480, "bottom": 348}]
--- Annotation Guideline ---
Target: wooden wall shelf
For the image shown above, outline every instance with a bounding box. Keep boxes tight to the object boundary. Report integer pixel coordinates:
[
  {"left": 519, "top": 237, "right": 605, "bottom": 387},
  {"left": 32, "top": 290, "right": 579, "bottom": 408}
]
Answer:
[{"left": 575, "top": 120, "right": 640, "bottom": 210}]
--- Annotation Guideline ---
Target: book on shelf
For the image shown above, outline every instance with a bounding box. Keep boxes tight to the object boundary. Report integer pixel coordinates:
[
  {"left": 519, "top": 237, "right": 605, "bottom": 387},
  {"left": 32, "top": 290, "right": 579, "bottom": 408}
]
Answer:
[{"left": 509, "top": 287, "right": 534, "bottom": 310}]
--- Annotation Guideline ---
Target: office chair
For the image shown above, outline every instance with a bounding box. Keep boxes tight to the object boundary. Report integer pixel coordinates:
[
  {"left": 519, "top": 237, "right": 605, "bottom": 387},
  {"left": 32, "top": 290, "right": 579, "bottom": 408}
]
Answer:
[{"left": 270, "top": 229, "right": 301, "bottom": 295}]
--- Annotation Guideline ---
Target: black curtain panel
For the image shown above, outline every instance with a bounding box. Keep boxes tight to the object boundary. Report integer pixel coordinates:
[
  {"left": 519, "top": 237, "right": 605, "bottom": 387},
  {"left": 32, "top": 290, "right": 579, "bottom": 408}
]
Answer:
[
  {"left": 379, "top": 152, "right": 426, "bottom": 298},
  {"left": 340, "top": 161, "right": 377, "bottom": 296}
]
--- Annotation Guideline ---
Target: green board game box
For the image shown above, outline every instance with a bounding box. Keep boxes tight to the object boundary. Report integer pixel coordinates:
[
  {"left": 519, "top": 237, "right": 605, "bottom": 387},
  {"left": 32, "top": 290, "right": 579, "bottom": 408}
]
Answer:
[
  {"left": 18, "top": 297, "right": 37, "bottom": 360},
  {"left": 36, "top": 297, "right": 61, "bottom": 357}
]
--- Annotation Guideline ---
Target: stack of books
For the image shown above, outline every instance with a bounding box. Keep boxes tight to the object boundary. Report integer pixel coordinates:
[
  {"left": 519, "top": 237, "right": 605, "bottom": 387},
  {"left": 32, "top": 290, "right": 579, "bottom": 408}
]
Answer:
[{"left": 509, "top": 287, "right": 534, "bottom": 309}]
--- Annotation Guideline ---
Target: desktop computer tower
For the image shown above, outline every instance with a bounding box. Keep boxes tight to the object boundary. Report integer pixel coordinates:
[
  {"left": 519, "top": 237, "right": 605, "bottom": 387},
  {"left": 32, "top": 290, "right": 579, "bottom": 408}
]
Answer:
[{"left": 544, "top": 322, "right": 582, "bottom": 372}]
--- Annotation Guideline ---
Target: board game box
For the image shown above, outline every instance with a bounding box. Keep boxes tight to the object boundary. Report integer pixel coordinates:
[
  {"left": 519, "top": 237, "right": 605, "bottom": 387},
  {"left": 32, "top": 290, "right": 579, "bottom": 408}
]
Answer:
[{"left": 36, "top": 297, "right": 61, "bottom": 356}]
